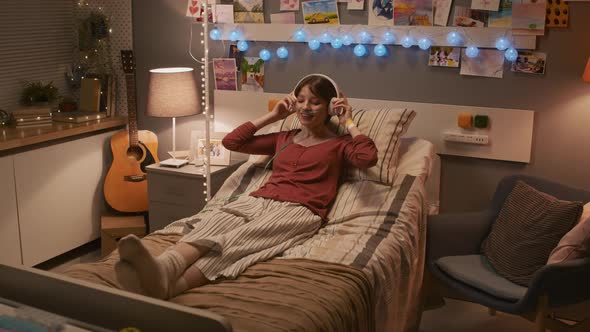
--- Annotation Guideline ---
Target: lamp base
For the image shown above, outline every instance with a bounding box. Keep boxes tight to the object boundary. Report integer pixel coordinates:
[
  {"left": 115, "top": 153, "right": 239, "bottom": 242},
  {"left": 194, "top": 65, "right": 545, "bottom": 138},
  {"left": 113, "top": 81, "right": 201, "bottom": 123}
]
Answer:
[{"left": 159, "top": 158, "right": 189, "bottom": 168}]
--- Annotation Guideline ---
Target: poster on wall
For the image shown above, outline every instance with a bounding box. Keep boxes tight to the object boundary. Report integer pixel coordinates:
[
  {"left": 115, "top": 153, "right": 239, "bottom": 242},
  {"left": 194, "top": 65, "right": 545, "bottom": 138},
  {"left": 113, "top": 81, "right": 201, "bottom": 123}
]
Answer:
[
  {"left": 213, "top": 58, "right": 238, "bottom": 91},
  {"left": 452, "top": 6, "right": 488, "bottom": 27},
  {"left": 369, "top": 0, "right": 394, "bottom": 25},
  {"left": 280, "top": 0, "right": 300, "bottom": 11},
  {"left": 234, "top": 0, "right": 264, "bottom": 23},
  {"left": 488, "top": 0, "right": 512, "bottom": 28},
  {"left": 394, "top": 0, "right": 433, "bottom": 26},
  {"left": 511, "top": 51, "right": 546, "bottom": 74},
  {"left": 240, "top": 57, "right": 265, "bottom": 92},
  {"left": 428, "top": 47, "right": 460, "bottom": 67},
  {"left": 460, "top": 49, "right": 505, "bottom": 78},
  {"left": 512, "top": 0, "right": 546, "bottom": 35},
  {"left": 302, "top": 0, "right": 340, "bottom": 24},
  {"left": 213, "top": 4, "right": 234, "bottom": 23}
]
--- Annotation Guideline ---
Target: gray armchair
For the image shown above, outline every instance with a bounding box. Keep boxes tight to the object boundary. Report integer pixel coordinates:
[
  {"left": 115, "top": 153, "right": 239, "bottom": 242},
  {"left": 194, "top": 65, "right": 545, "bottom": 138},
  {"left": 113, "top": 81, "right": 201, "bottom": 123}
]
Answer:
[{"left": 426, "top": 175, "right": 590, "bottom": 332}]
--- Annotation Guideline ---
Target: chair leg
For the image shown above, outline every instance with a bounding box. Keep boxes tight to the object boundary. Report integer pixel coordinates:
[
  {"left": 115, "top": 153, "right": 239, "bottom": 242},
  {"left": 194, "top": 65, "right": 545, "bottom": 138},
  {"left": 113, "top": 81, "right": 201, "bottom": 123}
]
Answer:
[
  {"left": 536, "top": 296, "right": 548, "bottom": 332},
  {"left": 488, "top": 308, "right": 497, "bottom": 316}
]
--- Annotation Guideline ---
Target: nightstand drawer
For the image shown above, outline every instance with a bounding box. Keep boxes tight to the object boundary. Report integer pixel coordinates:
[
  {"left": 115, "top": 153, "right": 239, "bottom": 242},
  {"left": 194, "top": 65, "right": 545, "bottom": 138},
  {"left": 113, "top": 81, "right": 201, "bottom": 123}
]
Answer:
[
  {"left": 147, "top": 172, "right": 203, "bottom": 205},
  {"left": 148, "top": 201, "right": 203, "bottom": 232}
]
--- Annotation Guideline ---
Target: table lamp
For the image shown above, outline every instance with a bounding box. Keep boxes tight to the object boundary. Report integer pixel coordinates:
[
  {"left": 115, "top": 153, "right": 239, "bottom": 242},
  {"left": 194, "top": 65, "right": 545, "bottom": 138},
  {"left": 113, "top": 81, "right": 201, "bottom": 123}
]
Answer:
[
  {"left": 146, "top": 67, "right": 201, "bottom": 167},
  {"left": 584, "top": 56, "right": 590, "bottom": 83}
]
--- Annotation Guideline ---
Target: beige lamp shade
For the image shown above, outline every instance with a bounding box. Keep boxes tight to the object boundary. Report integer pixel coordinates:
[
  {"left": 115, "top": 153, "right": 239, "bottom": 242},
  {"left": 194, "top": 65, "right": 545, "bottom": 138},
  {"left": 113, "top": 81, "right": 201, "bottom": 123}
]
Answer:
[
  {"left": 584, "top": 57, "right": 590, "bottom": 83},
  {"left": 146, "top": 67, "right": 201, "bottom": 117}
]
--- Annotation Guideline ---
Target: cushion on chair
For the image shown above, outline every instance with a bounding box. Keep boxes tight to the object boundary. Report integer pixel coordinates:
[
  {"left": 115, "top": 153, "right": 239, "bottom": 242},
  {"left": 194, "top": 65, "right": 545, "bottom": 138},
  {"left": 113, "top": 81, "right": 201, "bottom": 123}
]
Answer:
[
  {"left": 548, "top": 202, "right": 590, "bottom": 264},
  {"left": 287, "top": 108, "right": 416, "bottom": 185},
  {"left": 481, "top": 180, "right": 583, "bottom": 287},
  {"left": 435, "top": 255, "right": 527, "bottom": 301}
]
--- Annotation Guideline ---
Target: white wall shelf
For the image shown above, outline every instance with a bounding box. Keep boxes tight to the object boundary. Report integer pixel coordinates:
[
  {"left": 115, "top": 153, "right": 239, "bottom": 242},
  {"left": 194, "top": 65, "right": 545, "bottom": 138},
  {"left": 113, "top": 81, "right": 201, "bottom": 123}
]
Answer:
[{"left": 211, "top": 23, "right": 537, "bottom": 50}]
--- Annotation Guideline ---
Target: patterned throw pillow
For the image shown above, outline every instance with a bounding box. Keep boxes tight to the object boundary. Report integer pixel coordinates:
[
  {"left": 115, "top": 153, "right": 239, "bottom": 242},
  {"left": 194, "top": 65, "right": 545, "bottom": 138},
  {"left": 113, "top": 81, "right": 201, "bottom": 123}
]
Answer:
[
  {"left": 481, "top": 181, "right": 582, "bottom": 286},
  {"left": 287, "top": 108, "right": 416, "bottom": 185}
]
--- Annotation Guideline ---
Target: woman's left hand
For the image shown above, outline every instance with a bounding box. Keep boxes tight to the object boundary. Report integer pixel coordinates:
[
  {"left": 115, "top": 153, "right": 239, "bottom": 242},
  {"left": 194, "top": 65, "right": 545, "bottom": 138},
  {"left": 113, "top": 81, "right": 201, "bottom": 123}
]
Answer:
[{"left": 332, "top": 91, "right": 353, "bottom": 125}]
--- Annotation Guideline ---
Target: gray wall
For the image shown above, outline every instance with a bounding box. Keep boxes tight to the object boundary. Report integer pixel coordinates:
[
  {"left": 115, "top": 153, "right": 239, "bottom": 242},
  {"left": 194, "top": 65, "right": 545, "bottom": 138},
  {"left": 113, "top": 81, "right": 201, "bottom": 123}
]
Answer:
[{"left": 133, "top": 0, "right": 590, "bottom": 213}]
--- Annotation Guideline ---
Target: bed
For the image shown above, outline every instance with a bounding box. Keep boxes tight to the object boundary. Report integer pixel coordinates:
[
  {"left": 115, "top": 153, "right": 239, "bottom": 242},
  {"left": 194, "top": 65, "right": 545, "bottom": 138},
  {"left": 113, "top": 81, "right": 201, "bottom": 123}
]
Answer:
[{"left": 63, "top": 107, "right": 437, "bottom": 332}]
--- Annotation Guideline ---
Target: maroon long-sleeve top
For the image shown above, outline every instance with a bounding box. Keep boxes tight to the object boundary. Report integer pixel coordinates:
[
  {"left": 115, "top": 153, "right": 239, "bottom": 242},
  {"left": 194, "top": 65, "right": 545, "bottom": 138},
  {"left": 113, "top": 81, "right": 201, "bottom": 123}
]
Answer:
[{"left": 222, "top": 122, "right": 378, "bottom": 221}]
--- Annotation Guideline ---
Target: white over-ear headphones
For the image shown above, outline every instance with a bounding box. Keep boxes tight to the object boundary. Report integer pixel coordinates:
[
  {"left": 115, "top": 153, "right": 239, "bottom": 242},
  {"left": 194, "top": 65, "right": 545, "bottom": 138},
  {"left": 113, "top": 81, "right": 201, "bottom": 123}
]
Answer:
[{"left": 293, "top": 73, "right": 341, "bottom": 116}]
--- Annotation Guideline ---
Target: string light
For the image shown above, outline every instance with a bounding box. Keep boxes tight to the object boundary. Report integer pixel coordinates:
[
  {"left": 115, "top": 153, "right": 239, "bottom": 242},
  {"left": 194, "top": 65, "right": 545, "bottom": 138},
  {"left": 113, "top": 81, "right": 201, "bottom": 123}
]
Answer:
[
  {"left": 382, "top": 31, "right": 396, "bottom": 44},
  {"left": 308, "top": 39, "right": 321, "bottom": 50},
  {"left": 446, "top": 31, "right": 462, "bottom": 46},
  {"left": 229, "top": 29, "right": 241, "bottom": 41},
  {"left": 276, "top": 46, "right": 289, "bottom": 59},
  {"left": 259, "top": 49, "right": 271, "bottom": 61},
  {"left": 358, "top": 31, "right": 372, "bottom": 44},
  {"left": 209, "top": 28, "right": 221, "bottom": 40},
  {"left": 331, "top": 37, "right": 343, "bottom": 49},
  {"left": 294, "top": 29, "right": 307, "bottom": 42},
  {"left": 374, "top": 44, "right": 387, "bottom": 57},
  {"left": 504, "top": 48, "right": 518, "bottom": 61},
  {"left": 465, "top": 46, "right": 479, "bottom": 58},
  {"left": 237, "top": 40, "right": 249, "bottom": 51},
  {"left": 353, "top": 44, "right": 367, "bottom": 57},
  {"left": 401, "top": 36, "right": 414, "bottom": 48},
  {"left": 342, "top": 34, "right": 354, "bottom": 46},
  {"left": 495, "top": 37, "right": 511, "bottom": 51},
  {"left": 418, "top": 38, "right": 431, "bottom": 50},
  {"left": 320, "top": 31, "right": 333, "bottom": 43}
]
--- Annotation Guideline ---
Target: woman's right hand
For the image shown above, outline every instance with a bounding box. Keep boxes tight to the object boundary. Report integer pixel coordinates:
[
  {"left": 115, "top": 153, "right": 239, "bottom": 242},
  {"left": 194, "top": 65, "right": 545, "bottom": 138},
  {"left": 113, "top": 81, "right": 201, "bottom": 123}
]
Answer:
[{"left": 270, "top": 94, "right": 297, "bottom": 121}]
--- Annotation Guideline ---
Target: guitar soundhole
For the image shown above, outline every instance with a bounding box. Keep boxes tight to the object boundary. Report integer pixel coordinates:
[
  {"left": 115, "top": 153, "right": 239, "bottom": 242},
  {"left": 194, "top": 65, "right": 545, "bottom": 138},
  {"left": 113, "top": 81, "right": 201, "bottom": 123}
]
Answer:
[{"left": 127, "top": 146, "right": 144, "bottom": 162}]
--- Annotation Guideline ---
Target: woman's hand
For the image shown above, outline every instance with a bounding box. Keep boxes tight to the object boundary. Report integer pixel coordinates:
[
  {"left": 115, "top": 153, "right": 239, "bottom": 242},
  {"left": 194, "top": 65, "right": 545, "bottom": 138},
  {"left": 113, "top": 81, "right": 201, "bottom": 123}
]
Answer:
[
  {"left": 270, "top": 94, "right": 297, "bottom": 122},
  {"left": 332, "top": 91, "right": 353, "bottom": 125}
]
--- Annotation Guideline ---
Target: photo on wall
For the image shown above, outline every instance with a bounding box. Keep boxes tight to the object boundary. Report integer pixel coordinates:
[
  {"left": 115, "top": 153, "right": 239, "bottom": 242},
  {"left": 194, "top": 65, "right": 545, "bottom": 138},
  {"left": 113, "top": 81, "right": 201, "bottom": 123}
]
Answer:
[
  {"left": 240, "top": 57, "right": 265, "bottom": 92},
  {"left": 453, "top": 6, "right": 488, "bottom": 27},
  {"left": 302, "top": 0, "right": 340, "bottom": 24},
  {"left": 460, "top": 49, "right": 505, "bottom": 78},
  {"left": 369, "top": 0, "right": 394, "bottom": 25},
  {"left": 280, "top": 0, "right": 300, "bottom": 11},
  {"left": 428, "top": 47, "right": 460, "bottom": 67},
  {"left": 234, "top": 0, "right": 264, "bottom": 23},
  {"left": 511, "top": 51, "right": 546, "bottom": 74},
  {"left": 213, "top": 58, "right": 238, "bottom": 91},
  {"left": 394, "top": 0, "right": 433, "bottom": 26},
  {"left": 512, "top": 0, "right": 546, "bottom": 35},
  {"left": 488, "top": 0, "right": 512, "bottom": 28}
]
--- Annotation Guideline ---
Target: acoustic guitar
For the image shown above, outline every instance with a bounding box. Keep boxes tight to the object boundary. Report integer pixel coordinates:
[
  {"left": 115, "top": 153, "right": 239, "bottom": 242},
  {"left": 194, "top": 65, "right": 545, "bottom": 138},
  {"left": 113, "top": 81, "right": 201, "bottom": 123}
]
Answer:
[{"left": 104, "top": 50, "right": 159, "bottom": 213}]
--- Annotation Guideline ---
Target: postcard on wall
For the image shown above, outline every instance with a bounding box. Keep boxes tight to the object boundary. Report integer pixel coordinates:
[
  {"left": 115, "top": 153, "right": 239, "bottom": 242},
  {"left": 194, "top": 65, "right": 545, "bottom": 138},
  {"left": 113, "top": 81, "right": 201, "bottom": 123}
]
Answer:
[
  {"left": 369, "top": 0, "right": 394, "bottom": 25},
  {"left": 228, "top": 44, "right": 245, "bottom": 71},
  {"left": 433, "top": 0, "right": 452, "bottom": 26},
  {"left": 394, "top": 0, "right": 433, "bottom": 26},
  {"left": 240, "top": 57, "right": 265, "bottom": 92},
  {"left": 280, "top": 0, "right": 300, "bottom": 11},
  {"left": 512, "top": 0, "right": 546, "bottom": 35},
  {"left": 460, "top": 49, "right": 505, "bottom": 78},
  {"left": 302, "top": 0, "right": 340, "bottom": 24},
  {"left": 452, "top": 6, "right": 488, "bottom": 27},
  {"left": 213, "top": 58, "right": 238, "bottom": 91},
  {"left": 186, "top": 0, "right": 203, "bottom": 18},
  {"left": 471, "top": 0, "right": 500, "bottom": 11},
  {"left": 213, "top": 4, "right": 234, "bottom": 23},
  {"left": 511, "top": 51, "right": 546, "bottom": 74},
  {"left": 234, "top": 0, "right": 265, "bottom": 23},
  {"left": 488, "top": 0, "right": 512, "bottom": 28},
  {"left": 428, "top": 47, "right": 460, "bottom": 67},
  {"left": 348, "top": 0, "right": 365, "bottom": 10},
  {"left": 546, "top": 0, "right": 568, "bottom": 28},
  {"left": 271, "top": 12, "right": 296, "bottom": 23}
]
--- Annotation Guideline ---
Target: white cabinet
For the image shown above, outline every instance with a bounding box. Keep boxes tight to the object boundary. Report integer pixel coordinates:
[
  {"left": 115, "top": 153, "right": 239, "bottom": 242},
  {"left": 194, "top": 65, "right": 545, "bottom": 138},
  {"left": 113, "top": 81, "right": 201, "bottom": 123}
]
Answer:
[
  {"left": 0, "top": 156, "right": 21, "bottom": 265},
  {"left": 0, "top": 130, "right": 116, "bottom": 266}
]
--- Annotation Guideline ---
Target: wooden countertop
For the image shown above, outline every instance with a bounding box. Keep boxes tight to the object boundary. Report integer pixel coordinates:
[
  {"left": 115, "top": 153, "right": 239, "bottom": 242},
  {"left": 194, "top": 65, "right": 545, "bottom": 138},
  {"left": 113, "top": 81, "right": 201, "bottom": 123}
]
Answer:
[{"left": 0, "top": 116, "right": 127, "bottom": 152}]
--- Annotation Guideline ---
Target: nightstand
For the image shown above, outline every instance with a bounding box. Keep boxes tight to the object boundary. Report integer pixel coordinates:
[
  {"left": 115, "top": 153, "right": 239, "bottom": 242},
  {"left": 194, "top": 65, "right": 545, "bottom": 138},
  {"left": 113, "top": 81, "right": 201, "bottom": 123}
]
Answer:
[{"left": 146, "top": 160, "right": 244, "bottom": 232}]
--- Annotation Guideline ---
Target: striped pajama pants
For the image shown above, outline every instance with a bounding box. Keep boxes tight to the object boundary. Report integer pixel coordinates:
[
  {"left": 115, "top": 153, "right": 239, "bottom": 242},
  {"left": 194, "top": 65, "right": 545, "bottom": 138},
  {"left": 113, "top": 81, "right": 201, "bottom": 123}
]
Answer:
[{"left": 177, "top": 195, "right": 322, "bottom": 281}]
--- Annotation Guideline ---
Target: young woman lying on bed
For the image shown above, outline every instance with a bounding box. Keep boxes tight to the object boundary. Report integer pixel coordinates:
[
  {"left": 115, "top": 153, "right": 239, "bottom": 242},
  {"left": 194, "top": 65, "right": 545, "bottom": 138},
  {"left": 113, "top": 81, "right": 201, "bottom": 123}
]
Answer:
[{"left": 114, "top": 74, "right": 378, "bottom": 300}]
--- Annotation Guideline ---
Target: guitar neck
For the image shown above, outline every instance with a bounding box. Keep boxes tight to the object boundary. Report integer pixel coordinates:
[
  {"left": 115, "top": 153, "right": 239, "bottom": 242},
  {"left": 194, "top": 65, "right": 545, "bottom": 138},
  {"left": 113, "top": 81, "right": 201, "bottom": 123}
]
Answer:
[{"left": 125, "top": 74, "right": 139, "bottom": 147}]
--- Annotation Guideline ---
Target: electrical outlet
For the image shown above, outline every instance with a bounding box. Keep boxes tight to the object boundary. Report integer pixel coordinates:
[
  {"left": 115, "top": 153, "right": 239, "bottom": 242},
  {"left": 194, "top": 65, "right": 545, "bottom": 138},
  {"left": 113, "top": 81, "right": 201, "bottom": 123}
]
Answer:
[{"left": 443, "top": 131, "right": 489, "bottom": 145}]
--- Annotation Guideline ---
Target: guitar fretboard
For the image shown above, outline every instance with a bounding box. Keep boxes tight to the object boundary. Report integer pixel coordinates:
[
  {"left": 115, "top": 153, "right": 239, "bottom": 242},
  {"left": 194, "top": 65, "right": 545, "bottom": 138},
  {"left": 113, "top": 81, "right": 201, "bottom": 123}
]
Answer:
[{"left": 125, "top": 74, "right": 138, "bottom": 147}]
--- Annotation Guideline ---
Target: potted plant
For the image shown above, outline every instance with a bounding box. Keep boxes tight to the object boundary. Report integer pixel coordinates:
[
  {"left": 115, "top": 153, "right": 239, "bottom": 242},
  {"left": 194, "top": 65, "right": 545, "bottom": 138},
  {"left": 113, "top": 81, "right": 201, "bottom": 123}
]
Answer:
[
  {"left": 20, "top": 81, "right": 59, "bottom": 106},
  {"left": 58, "top": 96, "right": 77, "bottom": 112}
]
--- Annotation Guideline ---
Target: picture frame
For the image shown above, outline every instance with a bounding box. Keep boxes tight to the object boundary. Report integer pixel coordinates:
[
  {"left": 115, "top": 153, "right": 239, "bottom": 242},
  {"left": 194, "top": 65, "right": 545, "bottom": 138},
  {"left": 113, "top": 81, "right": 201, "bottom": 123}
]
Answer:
[{"left": 189, "top": 131, "right": 231, "bottom": 166}]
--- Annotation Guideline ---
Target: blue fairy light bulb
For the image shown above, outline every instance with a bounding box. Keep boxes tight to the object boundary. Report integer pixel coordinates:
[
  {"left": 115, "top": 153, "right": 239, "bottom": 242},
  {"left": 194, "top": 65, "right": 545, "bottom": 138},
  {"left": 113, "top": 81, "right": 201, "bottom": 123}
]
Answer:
[
  {"left": 308, "top": 39, "right": 320, "bottom": 50},
  {"left": 465, "top": 46, "right": 479, "bottom": 58},
  {"left": 504, "top": 48, "right": 518, "bottom": 62},
  {"left": 342, "top": 34, "right": 354, "bottom": 46},
  {"left": 495, "top": 37, "right": 510, "bottom": 51},
  {"left": 294, "top": 29, "right": 307, "bottom": 42},
  {"left": 237, "top": 40, "right": 249, "bottom": 52},
  {"left": 276, "top": 46, "right": 289, "bottom": 59},
  {"left": 209, "top": 28, "right": 221, "bottom": 40},
  {"left": 229, "top": 29, "right": 241, "bottom": 42},
  {"left": 418, "top": 38, "right": 431, "bottom": 50},
  {"left": 259, "top": 49, "right": 271, "bottom": 61},
  {"left": 331, "top": 37, "right": 343, "bottom": 49},
  {"left": 353, "top": 44, "right": 367, "bottom": 57},
  {"left": 401, "top": 36, "right": 414, "bottom": 48},
  {"left": 358, "top": 31, "right": 372, "bottom": 44},
  {"left": 319, "top": 31, "right": 333, "bottom": 43},
  {"left": 374, "top": 44, "right": 387, "bottom": 57},
  {"left": 446, "top": 31, "right": 462, "bottom": 46},
  {"left": 382, "top": 31, "right": 396, "bottom": 44}
]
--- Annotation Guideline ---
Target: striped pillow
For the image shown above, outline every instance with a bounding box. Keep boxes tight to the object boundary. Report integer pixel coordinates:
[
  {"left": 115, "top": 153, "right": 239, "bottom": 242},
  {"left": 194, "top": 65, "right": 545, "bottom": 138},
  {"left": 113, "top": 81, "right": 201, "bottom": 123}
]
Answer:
[
  {"left": 481, "top": 181, "right": 582, "bottom": 286},
  {"left": 288, "top": 108, "right": 416, "bottom": 185}
]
